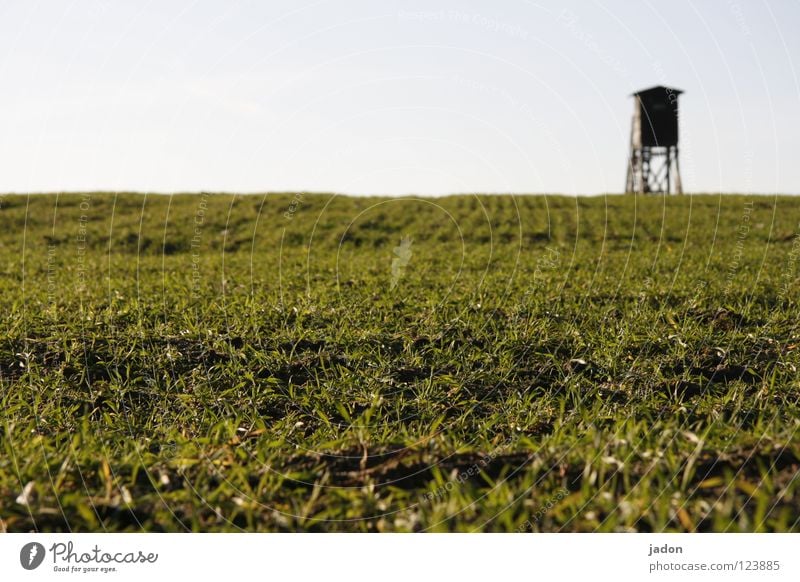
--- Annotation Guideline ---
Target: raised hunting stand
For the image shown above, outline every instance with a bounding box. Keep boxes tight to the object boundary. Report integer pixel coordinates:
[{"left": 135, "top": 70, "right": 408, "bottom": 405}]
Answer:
[{"left": 625, "top": 85, "right": 683, "bottom": 195}]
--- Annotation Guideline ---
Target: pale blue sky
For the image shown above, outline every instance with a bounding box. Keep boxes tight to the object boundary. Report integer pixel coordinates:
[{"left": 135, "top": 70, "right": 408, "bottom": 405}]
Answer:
[{"left": 1, "top": 0, "right": 798, "bottom": 195}]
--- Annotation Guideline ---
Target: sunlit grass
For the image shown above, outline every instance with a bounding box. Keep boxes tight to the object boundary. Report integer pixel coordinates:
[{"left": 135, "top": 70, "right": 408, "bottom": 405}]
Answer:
[{"left": 1, "top": 192, "right": 798, "bottom": 531}]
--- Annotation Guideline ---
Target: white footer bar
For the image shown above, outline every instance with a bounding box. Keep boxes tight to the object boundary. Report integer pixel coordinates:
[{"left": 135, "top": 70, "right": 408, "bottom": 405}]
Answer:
[{"left": 1, "top": 534, "right": 796, "bottom": 581}]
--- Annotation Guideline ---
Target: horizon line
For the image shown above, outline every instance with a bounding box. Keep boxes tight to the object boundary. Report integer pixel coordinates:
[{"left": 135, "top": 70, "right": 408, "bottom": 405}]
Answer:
[{"left": 2, "top": 190, "right": 798, "bottom": 198}]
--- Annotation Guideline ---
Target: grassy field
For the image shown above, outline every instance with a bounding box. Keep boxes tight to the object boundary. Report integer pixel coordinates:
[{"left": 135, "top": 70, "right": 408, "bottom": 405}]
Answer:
[{"left": 1, "top": 192, "right": 799, "bottom": 532}]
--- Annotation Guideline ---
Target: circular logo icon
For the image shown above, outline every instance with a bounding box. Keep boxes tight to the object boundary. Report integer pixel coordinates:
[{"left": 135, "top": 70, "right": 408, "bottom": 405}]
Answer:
[{"left": 20, "top": 542, "right": 46, "bottom": 570}]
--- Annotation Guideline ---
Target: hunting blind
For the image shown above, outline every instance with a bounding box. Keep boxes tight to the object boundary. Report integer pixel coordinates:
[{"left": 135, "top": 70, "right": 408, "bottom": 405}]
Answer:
[{"left": 625, "top": 85, "right": 683, "bottom": 195}]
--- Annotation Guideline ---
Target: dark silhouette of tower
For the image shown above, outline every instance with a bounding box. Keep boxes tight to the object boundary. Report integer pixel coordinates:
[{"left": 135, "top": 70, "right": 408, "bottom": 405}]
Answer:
[{"left": 625, "top": 85, "right": 683, "bottom": 194}]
